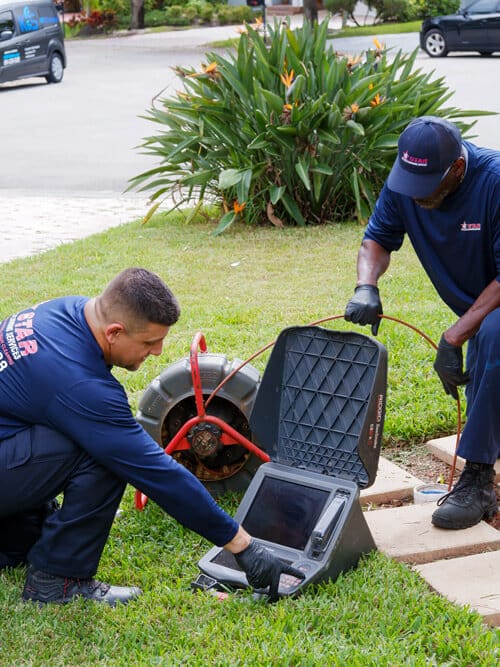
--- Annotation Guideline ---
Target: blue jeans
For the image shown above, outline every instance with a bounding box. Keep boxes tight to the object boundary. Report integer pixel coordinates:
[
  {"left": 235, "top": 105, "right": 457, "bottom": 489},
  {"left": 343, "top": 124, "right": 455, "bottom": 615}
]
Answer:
[
  {"left": 0, "top": 425, "right": 126, "bottom": 578},
  {"left": 458, "top": 308, "right": 500, "bottom": 465}
]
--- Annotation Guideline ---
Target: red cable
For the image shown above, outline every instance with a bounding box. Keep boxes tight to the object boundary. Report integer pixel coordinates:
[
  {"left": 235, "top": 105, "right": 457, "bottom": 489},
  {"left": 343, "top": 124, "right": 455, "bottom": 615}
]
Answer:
[{"left": 204, "top": 314, "right": 461, "bottom": 490}]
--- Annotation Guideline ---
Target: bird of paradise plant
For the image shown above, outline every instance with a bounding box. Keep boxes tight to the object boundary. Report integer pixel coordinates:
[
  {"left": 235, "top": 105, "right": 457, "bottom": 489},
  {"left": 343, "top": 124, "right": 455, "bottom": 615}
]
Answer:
[{"left": 130, "top": 18, "right": 489, "bottom": 233}]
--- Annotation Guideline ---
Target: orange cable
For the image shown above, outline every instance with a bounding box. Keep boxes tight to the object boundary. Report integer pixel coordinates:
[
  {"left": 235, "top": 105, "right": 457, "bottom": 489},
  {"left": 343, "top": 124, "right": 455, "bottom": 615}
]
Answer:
[{"left": 204, "top": 314, "right": 461, "bottom": 490}]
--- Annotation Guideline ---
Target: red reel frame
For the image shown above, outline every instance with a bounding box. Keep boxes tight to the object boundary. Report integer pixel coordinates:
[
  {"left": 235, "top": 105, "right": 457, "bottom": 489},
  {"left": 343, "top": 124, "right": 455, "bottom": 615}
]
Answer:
[{"left": 134, "top": 332, "right": 271, "bottom": 510}]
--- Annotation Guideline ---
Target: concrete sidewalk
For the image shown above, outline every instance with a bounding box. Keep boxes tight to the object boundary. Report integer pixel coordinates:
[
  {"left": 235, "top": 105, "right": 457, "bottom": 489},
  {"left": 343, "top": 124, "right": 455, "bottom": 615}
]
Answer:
[{"left": 1, "top": 193, "right": 149, "bottom": 263}]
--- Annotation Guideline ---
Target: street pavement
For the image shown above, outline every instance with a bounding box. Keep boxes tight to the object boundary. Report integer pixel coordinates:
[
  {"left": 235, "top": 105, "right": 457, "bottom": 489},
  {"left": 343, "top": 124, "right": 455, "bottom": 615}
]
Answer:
[{"left": 1, "top": 11, "right": 498, "bottom": 263}]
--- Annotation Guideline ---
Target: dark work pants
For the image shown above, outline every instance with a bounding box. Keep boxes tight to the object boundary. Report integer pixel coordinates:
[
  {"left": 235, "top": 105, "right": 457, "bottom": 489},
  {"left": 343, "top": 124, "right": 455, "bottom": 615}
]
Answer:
[
  {"left": 459, "top": 308, "right": 500, "bottom": 465},
  {"left": 0, "top": 425, "right": 126, "bottom": 578}
]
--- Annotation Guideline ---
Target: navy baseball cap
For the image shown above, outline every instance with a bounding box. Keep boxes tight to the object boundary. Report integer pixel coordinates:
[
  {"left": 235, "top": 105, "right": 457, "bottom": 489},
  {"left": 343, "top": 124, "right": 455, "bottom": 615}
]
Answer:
[{"left": 387, "top": 116, "right": 463, "bottom": 198}]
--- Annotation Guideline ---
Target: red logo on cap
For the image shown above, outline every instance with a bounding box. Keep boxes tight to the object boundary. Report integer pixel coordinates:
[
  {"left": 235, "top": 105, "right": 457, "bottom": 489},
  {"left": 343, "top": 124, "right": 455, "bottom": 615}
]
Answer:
[{"left": 401, "top": 150, "right": 428, "bottom": 167}]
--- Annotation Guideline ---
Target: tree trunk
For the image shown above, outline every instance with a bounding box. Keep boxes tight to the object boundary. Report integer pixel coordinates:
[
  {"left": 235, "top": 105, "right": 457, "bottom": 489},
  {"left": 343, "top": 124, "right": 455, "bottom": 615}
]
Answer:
[
  {"left": 129, "top": 0, "right": 145, "bottom": 30},
  {"left": 303, "top": 0, "right": 318, "bottom": 23}
]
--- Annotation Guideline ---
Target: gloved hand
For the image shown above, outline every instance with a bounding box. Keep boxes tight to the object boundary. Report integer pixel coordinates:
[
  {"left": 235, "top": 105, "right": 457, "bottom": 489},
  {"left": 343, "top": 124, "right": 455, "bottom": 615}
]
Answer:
[
  {"left": 433, "top": 335, "right": 470, "bottom": 400},
  {"left": 234, "top": 540, "right": 305, "bottom": 602},
  {"left": 344, "top": 285, "right": 383, "bottom": 335}
]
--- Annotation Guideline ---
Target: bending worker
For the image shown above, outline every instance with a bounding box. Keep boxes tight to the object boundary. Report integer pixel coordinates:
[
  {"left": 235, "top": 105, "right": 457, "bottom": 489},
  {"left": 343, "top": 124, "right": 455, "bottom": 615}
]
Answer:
[
  {"left": 0, "top": 267, "right": 303, "bottom": 605},
  {"left": 345, "top": 116, "right": 499, "bottom": 530}
]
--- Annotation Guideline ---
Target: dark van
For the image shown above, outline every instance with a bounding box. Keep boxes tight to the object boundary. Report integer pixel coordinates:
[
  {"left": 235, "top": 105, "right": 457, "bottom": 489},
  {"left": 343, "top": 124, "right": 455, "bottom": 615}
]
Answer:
[{"left": 0, "top": 1, "right": 66, "bottom": 85}]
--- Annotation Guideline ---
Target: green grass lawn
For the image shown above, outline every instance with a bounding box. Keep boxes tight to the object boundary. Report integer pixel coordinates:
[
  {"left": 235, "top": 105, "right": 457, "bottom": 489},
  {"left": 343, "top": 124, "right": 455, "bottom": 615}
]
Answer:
[
  {"left": 333, "top": 20, "right": 422, "bottom": 38},
  {"left": 0, "top": 212, "right": 498, "bottom": 665}
]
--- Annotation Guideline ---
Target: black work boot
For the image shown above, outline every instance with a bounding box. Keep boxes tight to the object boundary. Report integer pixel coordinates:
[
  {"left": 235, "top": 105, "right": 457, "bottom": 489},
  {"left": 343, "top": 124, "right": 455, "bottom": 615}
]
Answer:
[
  {"left": 22, "top": 567, "right": 142, "bottom": 607},
  {"left": 432, "top": 462, "right": 498, "bottom": 530}
]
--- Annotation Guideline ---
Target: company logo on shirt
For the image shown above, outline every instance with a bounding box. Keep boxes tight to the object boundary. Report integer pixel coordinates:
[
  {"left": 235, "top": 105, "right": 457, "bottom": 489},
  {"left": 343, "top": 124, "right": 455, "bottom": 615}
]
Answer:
[
  {"left": 460, "top": 221, "right": 481, "bottom": 232},
  {"left": 0, "top": 308, "right": 38, "bottom": 373},
  {"left": 401, "top": 151, "right": 428, "bottom": 167}
]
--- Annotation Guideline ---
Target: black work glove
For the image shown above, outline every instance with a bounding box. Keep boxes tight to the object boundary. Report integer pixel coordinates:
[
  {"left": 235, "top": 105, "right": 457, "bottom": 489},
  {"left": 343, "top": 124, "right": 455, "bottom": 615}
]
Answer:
[
  {"left": 234, "top": 540, "right": 305, "bottom": 602},
  {"left": 433, "top": 335, "right": 470, "bottom": 400},
  {"left": 344, "top": 284, "right": 383, "bottom": 335}
]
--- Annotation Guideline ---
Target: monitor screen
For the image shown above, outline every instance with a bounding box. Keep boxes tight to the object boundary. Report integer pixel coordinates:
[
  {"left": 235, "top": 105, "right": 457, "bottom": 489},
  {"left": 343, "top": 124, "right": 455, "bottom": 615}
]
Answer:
[{"left": 241, "top": 476, "right": 331, "bottom": 550}]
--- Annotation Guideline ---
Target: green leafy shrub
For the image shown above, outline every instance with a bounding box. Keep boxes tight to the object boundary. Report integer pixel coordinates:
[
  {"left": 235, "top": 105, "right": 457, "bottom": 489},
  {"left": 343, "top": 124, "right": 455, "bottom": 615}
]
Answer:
[
  {"left": 181, "top": 1, "right": 216, "bottom": 23},
  {"left": 144, "top": 0, "right": 165, "bottom": 9},
  {"left": 367, "top": 0, "right": 416, "bottom": 22},
  {"left": 131, "top": 18, "right": 484, "bottom": 234},
  {"left": 98, "top": 0, "right": 129, "bottom": 12},
  {"left": 164, "top": 5, "right": 191, "bottom": 25},
  {"left": 145, "top": 8, "right": 167, "bottom": 26},
  {"left": 197, "top": 3, "right": 214, "bottom": 22},
  {"left": 366, "top": 0, "right": 460, "bottom": 22},
  {"left": 165, "top": 4, "right": 184, "bottom": 16},
  {"left": 411, "top": 0, "right": 460, "bottom": 18},
  {"left": 183, "top": 4, "right": 199, "bottom": 21},
  {"left": 215, "top": 5, "right": 254, "bottom": 25}
]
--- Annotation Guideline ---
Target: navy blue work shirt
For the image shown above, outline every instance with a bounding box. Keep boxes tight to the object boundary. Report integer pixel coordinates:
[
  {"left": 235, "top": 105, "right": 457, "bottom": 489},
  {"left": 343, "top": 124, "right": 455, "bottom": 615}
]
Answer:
[
  {"left": 364, "top": 141, "right": 500, "bottom": 316},
  {"left": 0, "top": 296, "right": 238, "bottom": 546}
]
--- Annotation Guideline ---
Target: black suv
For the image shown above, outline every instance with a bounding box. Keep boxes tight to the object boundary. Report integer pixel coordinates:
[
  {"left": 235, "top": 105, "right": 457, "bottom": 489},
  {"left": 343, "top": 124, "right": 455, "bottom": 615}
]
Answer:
[
  {"left": 420, "top": 0, "right": 500, "bottom": 57},
  {"left": 0, "top": 0, "right": 66, "bottom": 84}
]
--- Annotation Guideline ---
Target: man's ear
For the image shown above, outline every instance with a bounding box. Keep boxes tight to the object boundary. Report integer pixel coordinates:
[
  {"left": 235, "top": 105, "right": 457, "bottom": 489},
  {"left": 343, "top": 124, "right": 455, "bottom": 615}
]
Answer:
[
  {"left": 452, "top": 155, "right": 466, "bottom": 180},
  {"left": 104, "top": 322, "right": 125, "bottom": 344}
]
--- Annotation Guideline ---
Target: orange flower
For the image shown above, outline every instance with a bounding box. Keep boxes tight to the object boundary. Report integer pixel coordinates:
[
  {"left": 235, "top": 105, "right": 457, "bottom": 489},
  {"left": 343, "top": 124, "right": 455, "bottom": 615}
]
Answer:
[
  {"left": 188, "top": 61, "right": 219, "bottom": 78},
  {"left": 280, "top": 68, "right": 294, "bottom": 89},
  {"left": 343, "top": 102, "right": 359, "bottom": 121},
  {"left": 346, "top": 55, "right": 362, "bottom": 71},
  {"left": 370, "top": 93, "right": 384, "bottom": 107},
  {"left": 203, "top": 61, "right": 218, "bottom": 74},
  {"left": 373, "top": 37, "right": 385, "bottom": 51},
  {"left": 233, "top": 201, "right": 246, "bottom": 214}
]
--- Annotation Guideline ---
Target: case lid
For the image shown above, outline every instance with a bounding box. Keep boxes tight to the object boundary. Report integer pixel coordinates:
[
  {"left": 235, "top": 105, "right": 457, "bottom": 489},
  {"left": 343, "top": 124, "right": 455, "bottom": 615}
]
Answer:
[{"left": 249, "top": 326, "right": 387, "bottom": 488}]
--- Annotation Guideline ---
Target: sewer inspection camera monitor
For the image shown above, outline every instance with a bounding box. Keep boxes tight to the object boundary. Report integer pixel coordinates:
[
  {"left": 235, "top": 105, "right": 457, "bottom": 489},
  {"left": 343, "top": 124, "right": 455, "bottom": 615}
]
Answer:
[
  {"left": 193, "top": 326, "right": 387, "bottom": 599},
  {"left": 196, "top": 461, "right": 376, "bottom": 597}
]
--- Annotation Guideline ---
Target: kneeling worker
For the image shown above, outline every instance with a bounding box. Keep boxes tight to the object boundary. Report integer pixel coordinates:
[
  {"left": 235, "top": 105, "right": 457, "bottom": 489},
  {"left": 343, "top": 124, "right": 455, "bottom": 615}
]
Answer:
[{"left": 0, "top": 267, "right": 303, "bottom": 605}]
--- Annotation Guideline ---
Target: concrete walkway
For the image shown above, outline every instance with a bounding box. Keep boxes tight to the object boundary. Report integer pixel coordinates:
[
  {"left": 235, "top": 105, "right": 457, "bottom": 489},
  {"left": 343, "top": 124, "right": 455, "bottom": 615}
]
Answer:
[
  {"left": 360, "top": 436, "right": 499, "bottom": 627},
  {"left": 1, "top": 193, "right": 149, "bottom": 263}
]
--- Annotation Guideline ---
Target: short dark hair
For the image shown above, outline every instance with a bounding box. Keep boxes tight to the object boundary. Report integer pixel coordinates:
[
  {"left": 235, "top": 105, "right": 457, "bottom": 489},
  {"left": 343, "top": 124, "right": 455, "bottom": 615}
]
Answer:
[{"left": 99, "top": 268, "right": 180, "bottom": 330}]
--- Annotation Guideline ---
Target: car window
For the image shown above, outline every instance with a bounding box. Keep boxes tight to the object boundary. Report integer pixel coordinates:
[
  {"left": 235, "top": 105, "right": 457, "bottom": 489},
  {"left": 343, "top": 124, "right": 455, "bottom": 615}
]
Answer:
[
  {"left": 13, "top": 5, "right": 41, "bottom": 33},
  {"left": 0, "top": 10, "right": 15, "bottom": 34},
  {"left": 467, "top": 0, "right": 500, "bottom": 12},
  {"left": 0, "top": 9, "right": 15, "bottom": 33},
  {"left": 38, "top": 4, "right": 60, "bottom": 28}
]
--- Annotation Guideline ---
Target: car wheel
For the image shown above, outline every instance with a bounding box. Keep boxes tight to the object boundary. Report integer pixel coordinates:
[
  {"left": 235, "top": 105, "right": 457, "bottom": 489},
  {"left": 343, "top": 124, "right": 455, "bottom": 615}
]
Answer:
[
  {"left": 423, "top": 29, "right": 448, "bottom": 57},
  {"left": 46, "top": 52, "right": 64, "bottom": 84}
]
